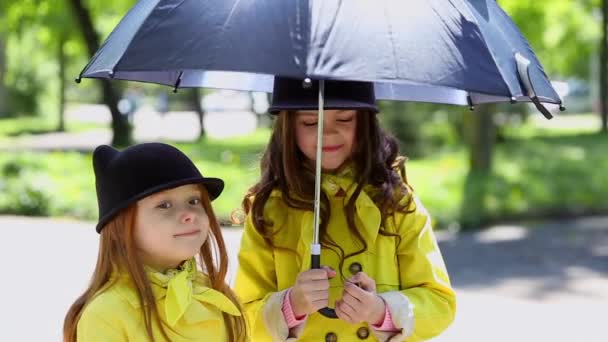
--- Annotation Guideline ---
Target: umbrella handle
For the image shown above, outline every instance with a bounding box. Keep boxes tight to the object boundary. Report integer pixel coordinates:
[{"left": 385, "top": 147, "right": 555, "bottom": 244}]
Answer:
[{"left": 311, "top": 254, "right": 339, "bottom": 319}]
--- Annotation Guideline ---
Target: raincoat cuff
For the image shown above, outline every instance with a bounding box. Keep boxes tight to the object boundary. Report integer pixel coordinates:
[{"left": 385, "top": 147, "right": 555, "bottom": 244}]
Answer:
[
  {"left": 372, "top": 291, "right": 415, "bottom": 342},
  {"left": 371, "top": 297, "right": 399, "bottom": 331},
  {"left": 282, "top": 288, "right": 308, "bottom": 328},
  {"left": 263, "top": 288, "right": 306, "bottom": 341}
]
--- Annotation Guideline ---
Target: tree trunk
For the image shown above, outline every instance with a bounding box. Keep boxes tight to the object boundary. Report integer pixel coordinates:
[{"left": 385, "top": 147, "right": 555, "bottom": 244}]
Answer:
[
  {"left": 68, "top": 0, "right": 132, "bottom": 146},
  {"left": 601, "top": 0, "right": 608, "bottom": 133},
  {"left": 466, "top": 104, "right": 496, "bottom": 171},
  {"left": 57, "top": 35, "right": 67, "bottom": 132},
  {"left": 0, "top": 34, "right": 8, "bottom": 117},
  {"left": 190, "top": 88, "right": 206, "bottom": 138}
]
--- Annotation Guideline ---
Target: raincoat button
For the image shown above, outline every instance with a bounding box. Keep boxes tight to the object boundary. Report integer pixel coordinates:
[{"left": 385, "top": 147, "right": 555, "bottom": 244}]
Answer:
[
  {"left": 349, "top": 262, "right": 362, "bottom": 274},
  {"left": 325, "top": 332, "right": 338, "bottom": 342},
  {"left": 356, "top": 327, "right": 370, "bottom": 339}
]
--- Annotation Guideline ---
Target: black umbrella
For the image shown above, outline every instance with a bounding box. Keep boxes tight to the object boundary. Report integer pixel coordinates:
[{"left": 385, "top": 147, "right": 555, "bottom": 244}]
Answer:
[{"left": 78, "top": 0, "right": 563, "bottom": 318}]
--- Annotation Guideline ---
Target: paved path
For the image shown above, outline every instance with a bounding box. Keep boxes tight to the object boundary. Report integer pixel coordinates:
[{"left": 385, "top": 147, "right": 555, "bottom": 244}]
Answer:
[
  {"left": 0, "top": 106, "right": 258, "bottom": 152},
  {"left": 0, "top": 215, "right": 606, "bottom": 341}
]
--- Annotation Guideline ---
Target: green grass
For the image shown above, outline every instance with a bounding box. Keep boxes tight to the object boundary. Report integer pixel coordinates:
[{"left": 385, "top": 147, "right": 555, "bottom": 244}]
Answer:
[
  {"left": 0, "top": 129, "right": 271, "bottom": 224},
  {"left": 1, "top": 115, "right": 607, "bottom": 229},
  {"left": 406, "top": 131, "right": 608, "bottom": 229},
  {"left": 173, "top": 129, "right": 270, "bottom": 222}
]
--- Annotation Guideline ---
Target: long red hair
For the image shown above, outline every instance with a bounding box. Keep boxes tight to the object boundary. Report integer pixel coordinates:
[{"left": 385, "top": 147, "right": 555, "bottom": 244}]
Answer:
[{"left": 63, "top": 185, "right": 246, "bottom": 341}]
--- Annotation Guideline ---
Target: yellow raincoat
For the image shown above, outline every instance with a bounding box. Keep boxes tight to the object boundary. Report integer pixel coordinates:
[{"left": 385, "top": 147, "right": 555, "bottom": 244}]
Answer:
[
  {"left": 77, "top": 259, "right": 242, "bottom": 341},
  {"left": 235, "top": 167, "right": 456, "bottom": 341}
]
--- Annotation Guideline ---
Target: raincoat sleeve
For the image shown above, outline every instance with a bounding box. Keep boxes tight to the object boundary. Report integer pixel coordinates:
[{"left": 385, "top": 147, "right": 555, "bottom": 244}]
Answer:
[
  {"left": 234, "top": 212, "right": 301, "bottom": 341},
  {"left": 77, "top": 301, "right": 127, "bottom": 341},
  {"left": 374, "top": 195, "right": 456, "bottom": 342}
]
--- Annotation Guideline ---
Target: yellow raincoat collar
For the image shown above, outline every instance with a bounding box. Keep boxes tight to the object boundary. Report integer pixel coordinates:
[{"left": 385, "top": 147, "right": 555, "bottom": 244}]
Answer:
[
  {"left": 117, "top": 258, "right": 241, "bottom": 327},
  {"left": 269, "top": 164, "right": 382, "bottom": 271}
]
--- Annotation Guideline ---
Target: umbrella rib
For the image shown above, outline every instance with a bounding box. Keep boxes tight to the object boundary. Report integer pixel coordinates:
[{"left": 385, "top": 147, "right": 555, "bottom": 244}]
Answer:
[
  {"left": 381, "top": 2, "right": 401, "bottom": 78},
  {"left": 223, "top": 0, "right": 244, "bottom": 28},
  {"left": 79, "top": 0, "right": 163, "bottom": 79},
  {"left": 116, "top": 0, "right": 167, "bottom": 72},
  {"left": 458, "top": 0, "right": 516, "bottom": 98}
]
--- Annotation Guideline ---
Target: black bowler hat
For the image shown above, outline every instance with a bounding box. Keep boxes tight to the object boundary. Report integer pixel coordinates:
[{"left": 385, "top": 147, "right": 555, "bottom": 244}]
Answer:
[
  {"left": 268, "top": 76, "right": 378, "bottom": 114},
  {"left": 92, "top": 143, "right": 224, "bottom": 233}
]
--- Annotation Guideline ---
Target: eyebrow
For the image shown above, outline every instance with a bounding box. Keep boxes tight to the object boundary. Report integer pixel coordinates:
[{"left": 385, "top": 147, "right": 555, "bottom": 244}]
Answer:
[{"left": 147, "top": 189, "right": 200, "bottom": 201}]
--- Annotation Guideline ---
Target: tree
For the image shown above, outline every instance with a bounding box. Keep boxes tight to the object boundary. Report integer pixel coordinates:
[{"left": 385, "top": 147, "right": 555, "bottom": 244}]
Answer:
[
  {"left": 463, "top": 0, "right": 604, "bottom": 170},
  {"left": 465, "top": 104, "right": 496, "bottom": 172},
  {"left": 602, "top": 0, "right": 608, "bottom": 132},
  {"left": 502, "top": 0, "right": 601, "bottom": 79},
  {"left": 189, "top": 88, "right": 206, "bottom": 139},
  {"left": 0, "top": 34, "right": 7, "bottom": 117},
  {"left": 69, "top": 0, "right": 132, "bottom": 146},
  {"left": 57, "top": 33, "right": 67, "bottom": 131}
]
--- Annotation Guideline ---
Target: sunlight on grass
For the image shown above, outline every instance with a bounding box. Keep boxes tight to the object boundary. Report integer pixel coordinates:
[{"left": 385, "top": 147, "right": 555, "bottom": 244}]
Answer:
[{"left": 1, "top": 114, "right": 606, "bottom": 229}]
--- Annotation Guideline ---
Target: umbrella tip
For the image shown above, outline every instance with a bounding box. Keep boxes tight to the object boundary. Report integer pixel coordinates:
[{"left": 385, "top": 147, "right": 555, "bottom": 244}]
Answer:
[
  {"left": 302, "top": 78, "right": 313, "bottom": 89},
  {"left": 173, "top": 71, "right": 184, "bottom": 93},
  {"left": 75, "top": 77, "right": 82, "bottom": 84},
  {"left": 466, "top": 95, "right": 475, "bottom": 111},
  {"left": 559, "top": 104, "right": 566, "bottom": 112},
  {"left": 510, "top": 97, "right": 517, "bottom": 104}
]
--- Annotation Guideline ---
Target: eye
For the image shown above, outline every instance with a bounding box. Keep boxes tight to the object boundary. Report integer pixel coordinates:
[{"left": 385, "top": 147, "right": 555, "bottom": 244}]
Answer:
[
  {"left": 337, "top": 116, "right": 354, "bottom": 123},
  {"left": 189, "top": 197, "right": 202, "bottom": 206},
  {"left": 302, "top": 121, "right": 317, "bottom": 127},
  {"left": 156, "top": 201, "right": 172, "bottom": 209}
]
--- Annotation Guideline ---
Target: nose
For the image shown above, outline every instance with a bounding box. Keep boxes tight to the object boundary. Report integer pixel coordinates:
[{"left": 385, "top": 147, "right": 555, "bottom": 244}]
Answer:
[
  {"left": 180, "top": 209, "right": 196, "bottom": 224},
  {"left": 322, "top": 117, "right": 337, "bottom": 134}
]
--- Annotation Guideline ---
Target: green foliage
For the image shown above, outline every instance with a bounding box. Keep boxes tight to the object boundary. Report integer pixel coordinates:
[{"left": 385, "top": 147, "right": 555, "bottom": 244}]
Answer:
[
  {"left": 0, "top": 153, "right": 51, "bottom": 216},
  {"left": 379, "top": 101, "right": 464, "bottom": 158},
  {"left": 1, "top": 120, "right": 606, "bottom": 229},
  {"left": 0, "top": 0, "right": 138, "bottom": 117},
  {"left": 0, "top": 151, "right": 97, "bottom": 219},
  {"left": 500, "top": 0, "right": 602, "bottom": 78}
]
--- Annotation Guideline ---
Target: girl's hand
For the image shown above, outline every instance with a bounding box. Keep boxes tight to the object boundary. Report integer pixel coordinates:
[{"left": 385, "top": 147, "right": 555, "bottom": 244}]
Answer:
[
  {"left": 290, "top": 266, "right": 336, "bottom": 317},
  {"left": 335, "top": 272, "right": 386, "bottom": 325}
]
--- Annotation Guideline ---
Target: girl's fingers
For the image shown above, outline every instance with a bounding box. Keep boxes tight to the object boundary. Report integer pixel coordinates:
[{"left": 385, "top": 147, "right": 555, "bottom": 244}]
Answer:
[
  {"left": 301, "top": 269, "right": 332, "bottom": 281},
  {"left": 335, "top": 306, "right": 351, "bottom": 323},
  {"left": 348, "top": 272, "right": 376, "bottom": 292},
  {"left": 321, "top": 265, "right": 337, "bottom": 278},
  {"left": 335, "top": 301, "right": 354, "bottom": 323},
  {"left": 343, "top": 281, "right": 368, "bottom": 300},
  {"left": 313, "top": 278, "right": 332, "bottom": 289},
  {"left": 311, "top": 298, "right": 330, "bottom": 310},
  {"left": 341, "top": 291, "right": 362, "bottom": 307},
  {"left": 308, "top": 290, "right": 330, "bottom": 302},
  {"left": 336, "top": 300, "right": 359, "bottom": 323},
  {"left": 300, "top": 278, "right": 330, "bottom": 292}
]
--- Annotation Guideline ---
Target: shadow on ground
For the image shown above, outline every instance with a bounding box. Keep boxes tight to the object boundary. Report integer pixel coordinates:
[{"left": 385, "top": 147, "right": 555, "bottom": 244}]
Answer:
[{"left": 438, "top": 216, "right": 608, "bottom": 301}]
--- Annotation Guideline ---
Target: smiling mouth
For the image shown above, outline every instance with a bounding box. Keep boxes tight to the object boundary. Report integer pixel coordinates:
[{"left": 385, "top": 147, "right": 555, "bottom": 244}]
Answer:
[
  {"left": 322, "top": 144, "right": 343, "bottom": 152},
  {"left": 174, "top": 230, "right": 201, "bottom": 237}
]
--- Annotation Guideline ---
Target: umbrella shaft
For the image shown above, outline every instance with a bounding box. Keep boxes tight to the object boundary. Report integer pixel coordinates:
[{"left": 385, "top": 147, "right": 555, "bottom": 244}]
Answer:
[{"left": 312, "top": 80, "right": 325, "bottom": 247}]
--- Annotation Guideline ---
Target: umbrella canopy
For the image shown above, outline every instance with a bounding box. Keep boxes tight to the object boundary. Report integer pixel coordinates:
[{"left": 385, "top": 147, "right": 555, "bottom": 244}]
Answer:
[
  {"left": 79, "top": 0, "right": 562, "bottom": 117},
  {"left": 78, "top": 0, "right": 563, "bottom": 318}
]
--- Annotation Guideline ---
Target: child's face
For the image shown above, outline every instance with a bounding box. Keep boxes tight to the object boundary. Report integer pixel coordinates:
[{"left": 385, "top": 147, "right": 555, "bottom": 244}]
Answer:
[
  {"left": 295, "top": 109, "right": 357, "bottom": 171},
  {"left": 133, "top": 184, "right": 209, "bottom": 271}
]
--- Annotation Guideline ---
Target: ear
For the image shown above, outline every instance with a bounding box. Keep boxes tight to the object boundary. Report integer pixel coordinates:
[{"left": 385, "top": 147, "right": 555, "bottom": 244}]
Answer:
[{"left": 93, "top": 145, "right": 118, "bottom": 175}]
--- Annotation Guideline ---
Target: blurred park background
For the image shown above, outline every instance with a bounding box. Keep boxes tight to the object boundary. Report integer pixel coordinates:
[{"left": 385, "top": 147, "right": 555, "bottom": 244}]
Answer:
[
  {"left": 1, "top": 0, "right": 608, "bottom": 229},
  {"left": 0, "top": 1, "right": 607, "bottom": 341}
]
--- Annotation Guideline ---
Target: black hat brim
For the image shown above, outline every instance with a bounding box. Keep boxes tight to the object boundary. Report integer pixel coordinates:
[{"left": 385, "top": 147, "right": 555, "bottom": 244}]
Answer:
[
  {"left": 95, "top": 177, "right": 223, "bottom": 233},
  {"left": 269, "top": 99, "right": 379, "bottom": 114}
]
